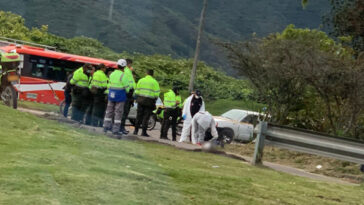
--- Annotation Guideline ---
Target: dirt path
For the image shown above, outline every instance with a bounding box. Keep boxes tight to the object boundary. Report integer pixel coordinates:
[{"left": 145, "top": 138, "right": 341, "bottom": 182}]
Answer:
[{"left": 18, "top": 107, "right": 357, "bottom": 185}]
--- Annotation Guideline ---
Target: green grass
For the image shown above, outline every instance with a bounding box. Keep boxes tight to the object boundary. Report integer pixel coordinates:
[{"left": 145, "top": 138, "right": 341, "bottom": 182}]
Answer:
[
  {"left": 0, "top": 104, "right": 363, "bottom": 204},
  {"left": 206, "top": 99, "right": 265, "bottom": 115},
  {"left": 18, "top": 101, "right": 59, "bottom": 113},
  {"left": 226, "top": 143, "right": 364, "bottom": 183}
]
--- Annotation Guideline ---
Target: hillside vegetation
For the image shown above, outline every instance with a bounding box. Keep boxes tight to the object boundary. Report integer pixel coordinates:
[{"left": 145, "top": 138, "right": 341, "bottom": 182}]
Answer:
[
  {"left": 0, "top": 11, "right": 251, "bottom": 101},
  {"left": 1, "top": 104, "right": 364, "bottom": 204},
  {"left": 221, "top": 24, "right": 364, "bottom": 139},
  {"left": 0, "top": 0, "right": 330, "bottom": 70}
]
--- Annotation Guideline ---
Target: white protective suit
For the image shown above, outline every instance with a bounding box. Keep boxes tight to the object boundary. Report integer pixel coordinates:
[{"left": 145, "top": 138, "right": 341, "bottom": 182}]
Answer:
[
  {"left": 191, "top": 111, "right": 218, "bottom": 144},
  {"left": 179, "top": 95, "right": 205, "bottom": 143}
]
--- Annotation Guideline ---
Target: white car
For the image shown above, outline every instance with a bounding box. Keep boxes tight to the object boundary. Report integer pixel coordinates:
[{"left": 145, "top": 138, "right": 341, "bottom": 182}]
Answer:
[{"left": 213, "top": 109, "right": 261, "bottom": 143}]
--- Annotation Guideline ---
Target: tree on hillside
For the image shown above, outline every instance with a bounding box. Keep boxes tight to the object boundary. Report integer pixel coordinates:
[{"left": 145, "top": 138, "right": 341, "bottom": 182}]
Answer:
[
  {"left": 303, "top": 0, "right": 364, "bottom": 55},
  {"left": 325, "top": 0, "right": 364, "bottom": 54},
  {"left": 219, "top": 26, "right": 364, "bottom": 139}
]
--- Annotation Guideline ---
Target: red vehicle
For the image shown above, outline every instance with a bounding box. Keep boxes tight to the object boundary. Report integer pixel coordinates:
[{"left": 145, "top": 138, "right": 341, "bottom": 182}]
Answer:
[{"left": 0, "top": 39, "right": 117, "bottom": 106}]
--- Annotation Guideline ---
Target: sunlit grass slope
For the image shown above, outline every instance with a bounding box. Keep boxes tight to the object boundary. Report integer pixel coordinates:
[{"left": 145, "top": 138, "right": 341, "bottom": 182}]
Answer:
[{"left": 0, "top": 104, "right": 363, "bottom": 205}]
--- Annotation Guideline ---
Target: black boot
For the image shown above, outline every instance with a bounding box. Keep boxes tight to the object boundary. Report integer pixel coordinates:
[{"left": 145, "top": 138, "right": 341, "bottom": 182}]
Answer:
[
  {"left": 141, "top": 131, "right": 150, "bottom": 137},
  {"left": 133, "top": 129, "right": 139, "bottom": 135}
]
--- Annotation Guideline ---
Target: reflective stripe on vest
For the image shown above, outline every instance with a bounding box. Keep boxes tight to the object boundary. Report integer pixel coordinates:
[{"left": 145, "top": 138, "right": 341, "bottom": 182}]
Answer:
[
  {"left": 164, "top": 90, "right": 177, "bottom": 108},
  {"left": 125, "top": 67, "right": 136, "bottom": 89},
  {"left": 108, "top": 70, "right": 128, "bottom": 91},
  {"left": 90, "top": 70, "right": 108, "bottom": 89},
  {"left": 135, "top": 75, "right": 160, "bottom": 98},
  {"left": 176, "top": 95, "right": 183, "bottom": 108}
]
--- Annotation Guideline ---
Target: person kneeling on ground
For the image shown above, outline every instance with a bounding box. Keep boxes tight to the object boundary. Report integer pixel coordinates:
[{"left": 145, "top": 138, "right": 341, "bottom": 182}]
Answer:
[{"left": 191, "top": 111, "right": 218, "bottom": 146}]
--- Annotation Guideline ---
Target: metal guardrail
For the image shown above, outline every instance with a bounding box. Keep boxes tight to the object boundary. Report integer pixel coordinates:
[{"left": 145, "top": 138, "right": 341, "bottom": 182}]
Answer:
[
  {"left": 252, "top": 121, "right": 364, "bottom": 165},
  {"left": 0, "top": 36, "right": 56, "bottom": 50}
]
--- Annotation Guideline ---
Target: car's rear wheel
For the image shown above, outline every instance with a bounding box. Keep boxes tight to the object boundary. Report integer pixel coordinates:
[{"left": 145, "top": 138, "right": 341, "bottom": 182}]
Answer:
[{"left": 219, "top": 129, "right": 234, "bottom": 144}]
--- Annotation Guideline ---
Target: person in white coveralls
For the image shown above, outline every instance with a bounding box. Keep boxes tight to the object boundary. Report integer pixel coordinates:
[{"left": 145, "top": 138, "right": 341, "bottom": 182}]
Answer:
[
  {"left": 179, "top": 90, "right": 205, "bottom": 143},
  {"left": 191, "top": 111, "right": 218, "bottom": 145}
]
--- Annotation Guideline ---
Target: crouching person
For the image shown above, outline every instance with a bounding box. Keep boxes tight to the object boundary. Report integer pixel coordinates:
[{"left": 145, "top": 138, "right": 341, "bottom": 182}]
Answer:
[
  {"left": 103, "top": 59, "right": 129, "bottom": 137},
  {"left": 191, "top": 111, "right": 218, "bottom": 146}
]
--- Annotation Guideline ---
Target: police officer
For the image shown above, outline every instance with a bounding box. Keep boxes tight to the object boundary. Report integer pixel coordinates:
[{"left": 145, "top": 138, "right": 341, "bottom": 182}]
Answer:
[
  {"left": 103, "top": 59, "right": 130, "bottom": 137},
  {"left": 133, "top": 69, "right": 160, "bottom": 137},
  {"left": 120, "top": 59, "right": 136, "bottom": 134},
  {"left": 85, "top": 65, "right": 96, "bottom": 125},
  {"left": 70, "top": 64, "right": 93, "bottom": 122},
  {"left": 160, "top": 87, "right": 179, "bottom": 141},
  {"left": 0, "top": 53, "right": 21, "bottom": 90},
  {"left": 90, "top": 64, "right": 108, "bottom": 127}
]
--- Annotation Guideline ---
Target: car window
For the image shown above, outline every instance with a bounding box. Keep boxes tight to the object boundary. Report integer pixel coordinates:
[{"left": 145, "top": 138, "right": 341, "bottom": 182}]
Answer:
[
  {"left": 241, "top": 114, "right": 258, "bottom": 124},
  {"left": 221, "top": 110, "right": 246, "bottom": 121}
]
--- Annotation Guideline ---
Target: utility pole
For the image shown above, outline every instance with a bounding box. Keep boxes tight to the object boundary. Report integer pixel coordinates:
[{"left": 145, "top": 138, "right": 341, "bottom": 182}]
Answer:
[
  {"left": 188, "top": 0, "right": 208, "bottom": 92},
  {"left": 108, "top": 0, "right": 115, "bottom": 21}
]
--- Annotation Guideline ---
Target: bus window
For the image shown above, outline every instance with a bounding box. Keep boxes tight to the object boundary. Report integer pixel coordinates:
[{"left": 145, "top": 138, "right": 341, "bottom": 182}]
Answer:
[
  {"left": 32, "top": 64, "right": 45, "bottom": 78},
  {"left": 24, "top": 55, "right": 83, "bottom": 82}
]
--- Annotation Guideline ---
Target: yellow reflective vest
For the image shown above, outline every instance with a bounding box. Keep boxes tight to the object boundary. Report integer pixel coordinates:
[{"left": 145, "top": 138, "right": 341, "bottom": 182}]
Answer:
[
  {"left": 70, "top": 67, "right": 89, "bottom": 88},
  {"left": 135, "top": 75, "right": 160, "bottom": 99},
  {"left": 164, "top": 89, "right": 177, "bottom": 108},
  {"left": 108, "top": 69, "right": 130, "bottom": 92},
  {"left": 176, "top": 95, "right": 183, "bottom": 109},
  {"left": 124, "top": 67, "right": 136, "bottom": 90},
  {"left": 90, "top": 70, "right": 108, "bottom": 89}
]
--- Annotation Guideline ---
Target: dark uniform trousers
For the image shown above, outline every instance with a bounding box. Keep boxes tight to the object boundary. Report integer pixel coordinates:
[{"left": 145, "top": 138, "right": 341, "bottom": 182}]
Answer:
[
  {"left": 85, "top": 94, "right": 94, "bottom": 125},
  {"left": 160, "top": 108, "right": 178, "bottom": 140},
  {"left": 120, "top": 97, "right": 133, "bottom": 130},
  {"left": 135, "top": 96, "right": 155, "bottom": 134},
  {"left": 71, "top": 87, "right": 90, "bottom": 122},
  {"left": 63, "top": 90, "right": 72, "bottom": 117},
  {"left": 91, "top": 90, "right": 107, "bottom": 127}
]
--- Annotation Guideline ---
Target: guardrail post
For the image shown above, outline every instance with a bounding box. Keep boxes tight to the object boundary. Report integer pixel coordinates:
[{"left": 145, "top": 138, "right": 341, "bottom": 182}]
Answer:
[{"left": 252, "top": 121, "right": 267, "bottom": 166}]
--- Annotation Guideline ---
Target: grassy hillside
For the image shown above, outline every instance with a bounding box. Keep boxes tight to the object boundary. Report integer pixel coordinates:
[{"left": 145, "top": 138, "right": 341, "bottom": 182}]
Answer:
[
  {"left": 0, "top": 0, "right": 330, "bottom": 71},
  {"left": 0, "top": 11, "right": 251, "bottom": 100},
  {"left": 1, "top": 105, "right": 364, "bottom": 204}
]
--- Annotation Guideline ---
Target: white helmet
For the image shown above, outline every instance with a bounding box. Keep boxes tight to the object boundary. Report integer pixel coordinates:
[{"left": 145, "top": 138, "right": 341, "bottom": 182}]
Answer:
[{"left": 117, "top": 59, "right": 127, "bottom": 67}]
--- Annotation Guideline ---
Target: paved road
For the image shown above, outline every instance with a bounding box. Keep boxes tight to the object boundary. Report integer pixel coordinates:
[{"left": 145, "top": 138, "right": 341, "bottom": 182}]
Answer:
[{"left": 18, "top": 107, "right": 357, "bottom": 185}]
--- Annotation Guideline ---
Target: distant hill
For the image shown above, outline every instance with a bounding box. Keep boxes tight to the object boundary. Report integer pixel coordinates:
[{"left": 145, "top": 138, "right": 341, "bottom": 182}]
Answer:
[{"left": 0, "top": 0, "right": 330, "bottom": 73}]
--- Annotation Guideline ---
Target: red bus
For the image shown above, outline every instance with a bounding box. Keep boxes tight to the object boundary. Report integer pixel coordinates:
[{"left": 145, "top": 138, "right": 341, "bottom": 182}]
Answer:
[{"left": 0, "top": 40, "right": 117, "bottom": 106}]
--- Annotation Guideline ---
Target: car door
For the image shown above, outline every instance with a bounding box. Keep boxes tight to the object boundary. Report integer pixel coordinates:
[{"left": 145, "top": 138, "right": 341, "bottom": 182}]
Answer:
[{"left": 237, "top": 115, "right": 257, "bottom": 141}]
